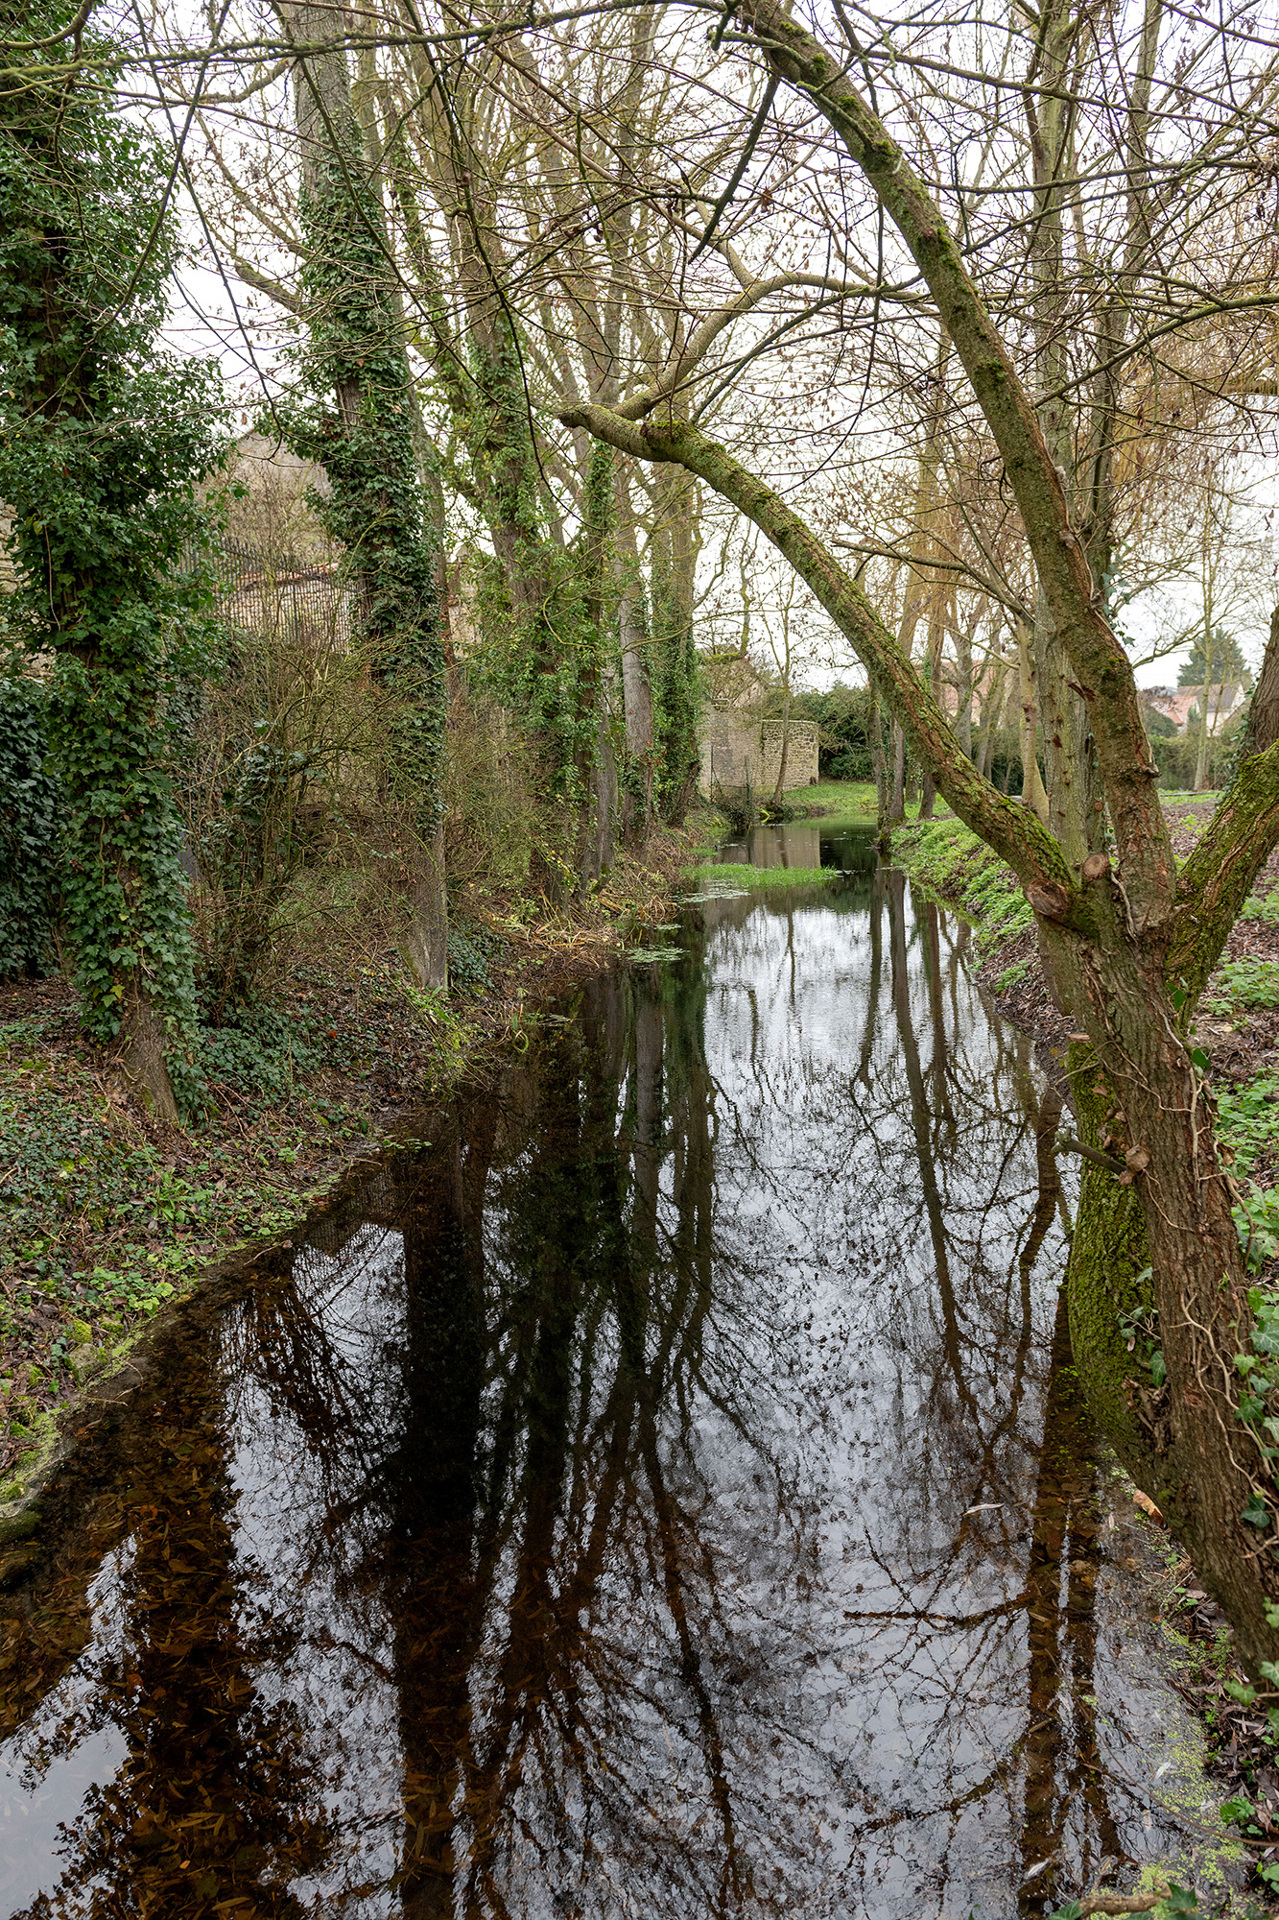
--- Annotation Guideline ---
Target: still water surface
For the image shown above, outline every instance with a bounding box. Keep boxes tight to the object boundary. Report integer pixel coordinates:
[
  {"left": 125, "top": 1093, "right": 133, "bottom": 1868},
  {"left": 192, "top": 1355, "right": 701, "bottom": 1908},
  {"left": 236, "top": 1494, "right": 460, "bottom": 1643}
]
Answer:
[{"left": 0, "top": 852, "right": 1217, "bottom": 1916}]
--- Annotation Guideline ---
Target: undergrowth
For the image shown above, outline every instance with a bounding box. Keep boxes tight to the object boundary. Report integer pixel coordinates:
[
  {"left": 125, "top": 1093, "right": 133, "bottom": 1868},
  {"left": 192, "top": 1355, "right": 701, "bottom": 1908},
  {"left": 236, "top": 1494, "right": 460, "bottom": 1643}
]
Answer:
[
  {"left": 891, "top": 817, "right": 1033, "bottom": 956},
  {"left": 0, "top": 960, "right": 484, "bottom": 1485}
]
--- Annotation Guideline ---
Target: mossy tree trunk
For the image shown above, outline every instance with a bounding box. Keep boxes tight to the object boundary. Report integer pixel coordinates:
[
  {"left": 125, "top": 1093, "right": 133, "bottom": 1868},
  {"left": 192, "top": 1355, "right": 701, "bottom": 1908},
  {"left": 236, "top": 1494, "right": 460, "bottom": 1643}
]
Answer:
[
  {"left": 0, "top": 15, "right": 227, "bottom": 1120},
  {"left": 562, "top": 0, "right": 1279, "bottom": 1677},
  {"left": 275, "top": 0, "right": 448, "bottom": 989}
]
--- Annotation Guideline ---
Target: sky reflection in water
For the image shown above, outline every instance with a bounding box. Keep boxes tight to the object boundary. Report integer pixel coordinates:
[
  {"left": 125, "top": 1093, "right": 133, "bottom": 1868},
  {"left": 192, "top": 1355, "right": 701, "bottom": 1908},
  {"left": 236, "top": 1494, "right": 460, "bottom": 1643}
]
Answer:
[{"left": 0, "top": 852, "right": 1210, "bottom": 1917}]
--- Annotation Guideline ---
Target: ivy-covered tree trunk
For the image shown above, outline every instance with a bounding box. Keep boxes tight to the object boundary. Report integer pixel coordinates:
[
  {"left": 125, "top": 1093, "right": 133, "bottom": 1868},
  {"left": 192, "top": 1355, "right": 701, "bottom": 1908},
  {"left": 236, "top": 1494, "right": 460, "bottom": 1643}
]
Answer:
[
  {"left": 615, "top": 485, "right": 656, "bottom": 844},
  {"left": 275, "top": 0, "right": 448, "bottom": 990},
  {"left": 0, "top": 7, "right": 226, "bottom": 1119}
]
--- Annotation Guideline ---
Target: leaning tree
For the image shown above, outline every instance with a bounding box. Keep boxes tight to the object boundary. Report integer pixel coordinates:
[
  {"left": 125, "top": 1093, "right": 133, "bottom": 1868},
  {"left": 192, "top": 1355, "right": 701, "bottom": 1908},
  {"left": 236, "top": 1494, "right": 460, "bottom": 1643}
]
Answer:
[{"left": 565, "top": 0, "right": 1279, "bottom": 1677}]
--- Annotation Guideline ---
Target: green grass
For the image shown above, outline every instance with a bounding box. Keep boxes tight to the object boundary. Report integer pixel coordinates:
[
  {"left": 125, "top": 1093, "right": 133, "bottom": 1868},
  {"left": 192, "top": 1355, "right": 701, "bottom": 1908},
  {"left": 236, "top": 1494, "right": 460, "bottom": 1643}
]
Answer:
[
  {"left": 779, "top": 779, "right": 955, "bottom": 825},
  {"left": 781, "top": 779, "right": 877, "bottom": 820},
  {"left": 891, "top": 817, "right": 1032, "bottom": 957},
  {"left": 691, "top": 862, "right": 844, "bottom": 893}
]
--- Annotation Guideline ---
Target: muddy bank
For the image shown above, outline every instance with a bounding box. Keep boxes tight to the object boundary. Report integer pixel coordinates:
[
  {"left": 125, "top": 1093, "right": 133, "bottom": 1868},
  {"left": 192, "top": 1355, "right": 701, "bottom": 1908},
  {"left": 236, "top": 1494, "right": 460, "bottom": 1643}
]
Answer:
[{"left": 0, "top": 826, "right": 702, "bottom": 1528}]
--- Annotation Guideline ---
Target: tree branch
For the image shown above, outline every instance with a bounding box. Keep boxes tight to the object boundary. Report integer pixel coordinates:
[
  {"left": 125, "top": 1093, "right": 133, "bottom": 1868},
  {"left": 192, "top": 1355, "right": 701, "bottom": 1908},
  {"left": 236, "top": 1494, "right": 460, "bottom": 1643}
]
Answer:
[
  {"left": 560, "top": 400, "right": 1086, "bottom": 913},
  {"left": 232, "top": 256, "right": 305, "bottom": 315},
  {"left": 614, "top": 271, "right": 915, "bottom": 423},
  {"left": 736, "top": 0, "right": 1173, "bottom": 918}
]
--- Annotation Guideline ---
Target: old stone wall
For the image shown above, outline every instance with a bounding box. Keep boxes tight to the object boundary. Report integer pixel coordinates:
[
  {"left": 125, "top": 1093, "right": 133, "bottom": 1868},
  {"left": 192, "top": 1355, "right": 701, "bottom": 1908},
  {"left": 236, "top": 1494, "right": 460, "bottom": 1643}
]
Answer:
[{"left": 698, "top": 712, "right": 819, "bottom": 797}]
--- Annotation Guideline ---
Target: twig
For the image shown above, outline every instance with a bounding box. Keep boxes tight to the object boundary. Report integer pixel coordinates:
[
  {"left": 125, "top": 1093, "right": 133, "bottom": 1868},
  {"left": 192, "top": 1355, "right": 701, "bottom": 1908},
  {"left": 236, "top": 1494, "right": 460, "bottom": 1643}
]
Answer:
[{"left": 1055, "top": 1132, "right": 1127, "bottom": 1174}]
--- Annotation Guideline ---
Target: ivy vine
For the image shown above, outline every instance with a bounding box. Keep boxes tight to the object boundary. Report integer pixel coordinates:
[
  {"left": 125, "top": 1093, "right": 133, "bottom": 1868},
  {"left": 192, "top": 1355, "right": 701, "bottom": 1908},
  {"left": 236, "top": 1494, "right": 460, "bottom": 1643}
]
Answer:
[
  {"left": 277, "top": 120, "right": 445, "bottom": 830},
  {"left": 0, "top": 5, "right": 229, "bottom": 1111}
]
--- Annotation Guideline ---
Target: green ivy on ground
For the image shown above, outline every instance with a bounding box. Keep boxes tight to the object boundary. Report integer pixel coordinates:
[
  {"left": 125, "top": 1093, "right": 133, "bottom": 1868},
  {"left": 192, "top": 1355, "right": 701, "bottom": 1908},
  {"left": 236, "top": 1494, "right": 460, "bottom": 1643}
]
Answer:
[{"left": 1204, "top": 960, "right": 1279, "bottom": 1016}]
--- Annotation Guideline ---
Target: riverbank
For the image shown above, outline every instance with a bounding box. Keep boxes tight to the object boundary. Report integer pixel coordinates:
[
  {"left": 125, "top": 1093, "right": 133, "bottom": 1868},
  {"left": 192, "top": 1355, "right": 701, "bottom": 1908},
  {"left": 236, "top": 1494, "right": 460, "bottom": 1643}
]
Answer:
[
  {"left": 894, "top": 798, "right": 1279, "bottom": 1898},
  {"left": 0, "top": 823, "right": 702, "bottom": 1529},
  {"left": 893, "top": 798, "right": 1279, "bottom": 1160}
]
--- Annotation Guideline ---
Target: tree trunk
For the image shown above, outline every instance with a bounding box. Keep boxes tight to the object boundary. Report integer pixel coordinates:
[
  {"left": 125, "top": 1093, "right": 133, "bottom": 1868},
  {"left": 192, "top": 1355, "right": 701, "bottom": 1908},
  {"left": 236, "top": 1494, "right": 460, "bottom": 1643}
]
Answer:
[
  {"left": 402, "top": 827, "right": 449, "bottom": 996},
  {"left": 1016, "top": 620, "right": 1050, "bottom": 823},
  {"left": 870, "top": 691, "right": 890, "bottom": 852},
  {"left": 118, "top": 982, "right": 180, "bottom": 1124},
  {"left": 1048, "top": 910, "right": 1279, "bottom": 1677},
  {"left": 616, "top": 487, "right": 655, "bottom": 842},
  {"left": 888, "top": 720, "right": 906, "bottom": 824},
  {"left": 771, "top": 689, "right": 792, "bottom": 808},
  {"left": 954, "top": 619, "right": 973, "bottom": 760}
]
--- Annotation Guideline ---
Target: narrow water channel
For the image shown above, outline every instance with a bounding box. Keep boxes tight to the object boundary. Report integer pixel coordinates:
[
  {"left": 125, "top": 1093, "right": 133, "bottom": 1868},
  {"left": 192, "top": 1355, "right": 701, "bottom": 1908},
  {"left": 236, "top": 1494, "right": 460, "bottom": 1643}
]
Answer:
[{"left": 0, "top": 851, "right": 1219, "bottom": 1917}]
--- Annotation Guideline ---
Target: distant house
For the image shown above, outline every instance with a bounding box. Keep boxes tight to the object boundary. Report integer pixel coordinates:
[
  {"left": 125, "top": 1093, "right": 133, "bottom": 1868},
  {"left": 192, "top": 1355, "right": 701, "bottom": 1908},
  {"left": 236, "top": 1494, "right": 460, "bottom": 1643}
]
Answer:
[
  {"left": 1141, "top": 684, "right": 1248, "bottom": 736},
  {"left": 697, "top": 653, "right": 819, "bottom": 797}
]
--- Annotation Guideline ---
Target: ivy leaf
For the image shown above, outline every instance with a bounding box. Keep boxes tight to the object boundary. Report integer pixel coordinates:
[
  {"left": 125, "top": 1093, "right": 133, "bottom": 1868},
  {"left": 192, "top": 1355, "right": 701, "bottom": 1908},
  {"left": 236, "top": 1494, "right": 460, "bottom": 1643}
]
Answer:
[
  {"left": 1190, "top": 1046, "right": 1210, "bottom": 1072},
  {"left": 1150, "top": 1349, "right": 1167, "bottom": 1388},
  {"left": 1242, "top": 1493, "right": 1272, "bottom": 1529}
]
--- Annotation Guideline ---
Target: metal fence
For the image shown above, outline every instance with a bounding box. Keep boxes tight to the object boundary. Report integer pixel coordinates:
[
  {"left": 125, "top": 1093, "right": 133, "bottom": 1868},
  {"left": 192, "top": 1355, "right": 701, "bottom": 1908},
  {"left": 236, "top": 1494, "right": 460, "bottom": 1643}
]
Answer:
[{"left": 211, "top": 539, "right": 355, "bottom": 651}]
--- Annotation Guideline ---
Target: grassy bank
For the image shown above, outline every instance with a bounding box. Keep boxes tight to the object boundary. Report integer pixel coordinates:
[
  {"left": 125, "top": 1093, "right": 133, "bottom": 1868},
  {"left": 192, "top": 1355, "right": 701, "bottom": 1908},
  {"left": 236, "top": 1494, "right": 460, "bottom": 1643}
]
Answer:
[
  {"left": 894, "top": 803, "right": 1279, "bottom": 1271},
  {"left": 783, "top": 779, "right": 878, "bottom": 821},
  {"left": 893, "top": 816, "right": 1035, "bottom": 987},
  {"left": 690, "top": 861, "right": 846, "bottom": 894},
  {"left": 0, "top": 831, "right": 692, "bottom": 1525}
]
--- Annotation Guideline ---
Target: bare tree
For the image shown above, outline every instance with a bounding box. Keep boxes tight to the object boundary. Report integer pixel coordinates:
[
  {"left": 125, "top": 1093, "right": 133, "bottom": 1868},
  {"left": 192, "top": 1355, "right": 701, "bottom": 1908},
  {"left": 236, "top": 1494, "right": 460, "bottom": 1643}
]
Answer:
[{"left": 565, "top": 0, "right": 1279, "bottom": 1674}]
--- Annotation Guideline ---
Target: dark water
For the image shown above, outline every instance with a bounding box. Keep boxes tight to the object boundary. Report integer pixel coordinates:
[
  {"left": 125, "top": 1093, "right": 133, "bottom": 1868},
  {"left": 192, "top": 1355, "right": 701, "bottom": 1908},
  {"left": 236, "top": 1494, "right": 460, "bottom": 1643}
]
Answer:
[
  {"left": 716, "top": 817, "right": 880, "bottom": 873},
  {"left": 0, "top": 860, "right": 1219, "bottom": 1917}
]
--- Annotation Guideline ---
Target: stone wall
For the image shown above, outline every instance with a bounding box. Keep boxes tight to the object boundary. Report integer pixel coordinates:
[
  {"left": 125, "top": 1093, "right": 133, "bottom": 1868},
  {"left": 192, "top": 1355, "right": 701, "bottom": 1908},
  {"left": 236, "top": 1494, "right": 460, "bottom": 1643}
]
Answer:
[{"left": 698, "top": 712, "right": 819, "bottom": 797}]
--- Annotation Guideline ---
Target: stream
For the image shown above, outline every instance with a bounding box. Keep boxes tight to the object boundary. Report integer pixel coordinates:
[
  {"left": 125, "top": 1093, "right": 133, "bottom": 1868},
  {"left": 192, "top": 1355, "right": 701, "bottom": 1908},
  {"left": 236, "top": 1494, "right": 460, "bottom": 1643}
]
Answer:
[{"left": 0, "top": 839, "right": 1227, "bottom": 1917}]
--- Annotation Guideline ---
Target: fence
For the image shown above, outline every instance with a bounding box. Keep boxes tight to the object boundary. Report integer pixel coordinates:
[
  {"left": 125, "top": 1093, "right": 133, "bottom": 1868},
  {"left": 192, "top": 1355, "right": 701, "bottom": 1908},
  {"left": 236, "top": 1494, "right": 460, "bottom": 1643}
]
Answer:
[{"left": 211, "top": 540, "right": 355, "bottom": 651}]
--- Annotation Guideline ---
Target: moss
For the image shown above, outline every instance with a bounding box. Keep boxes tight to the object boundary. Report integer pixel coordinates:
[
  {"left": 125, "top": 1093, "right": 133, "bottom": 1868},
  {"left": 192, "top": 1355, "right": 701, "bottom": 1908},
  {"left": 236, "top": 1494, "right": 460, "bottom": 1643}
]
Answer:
[
  {"left": 0, "top": 1502, "right": 40, "bottom": 1545},
  {"left": 1068, "top": 1168, "right": 1158, "bottom": 1465}
]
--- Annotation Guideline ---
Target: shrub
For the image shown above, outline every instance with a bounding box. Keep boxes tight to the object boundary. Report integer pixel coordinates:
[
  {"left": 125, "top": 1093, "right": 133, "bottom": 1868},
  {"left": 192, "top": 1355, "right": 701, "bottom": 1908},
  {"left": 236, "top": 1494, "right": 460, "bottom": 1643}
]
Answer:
[
  {"left": 0, "top": 674, "right": 59, "bottom": 977},
  {"left": 176, "top": 604, "right": 388, "bottom": 1020},
  {"left": 442, "top": 686, "right": 572, "bottom": 903}
]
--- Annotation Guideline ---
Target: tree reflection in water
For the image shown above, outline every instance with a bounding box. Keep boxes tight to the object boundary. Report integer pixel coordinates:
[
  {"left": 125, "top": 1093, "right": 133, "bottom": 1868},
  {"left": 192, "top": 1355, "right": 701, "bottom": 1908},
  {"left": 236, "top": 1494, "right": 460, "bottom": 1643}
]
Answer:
[{"left": 0, "top": 865, "right": 1199, "bottom": 1917}]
